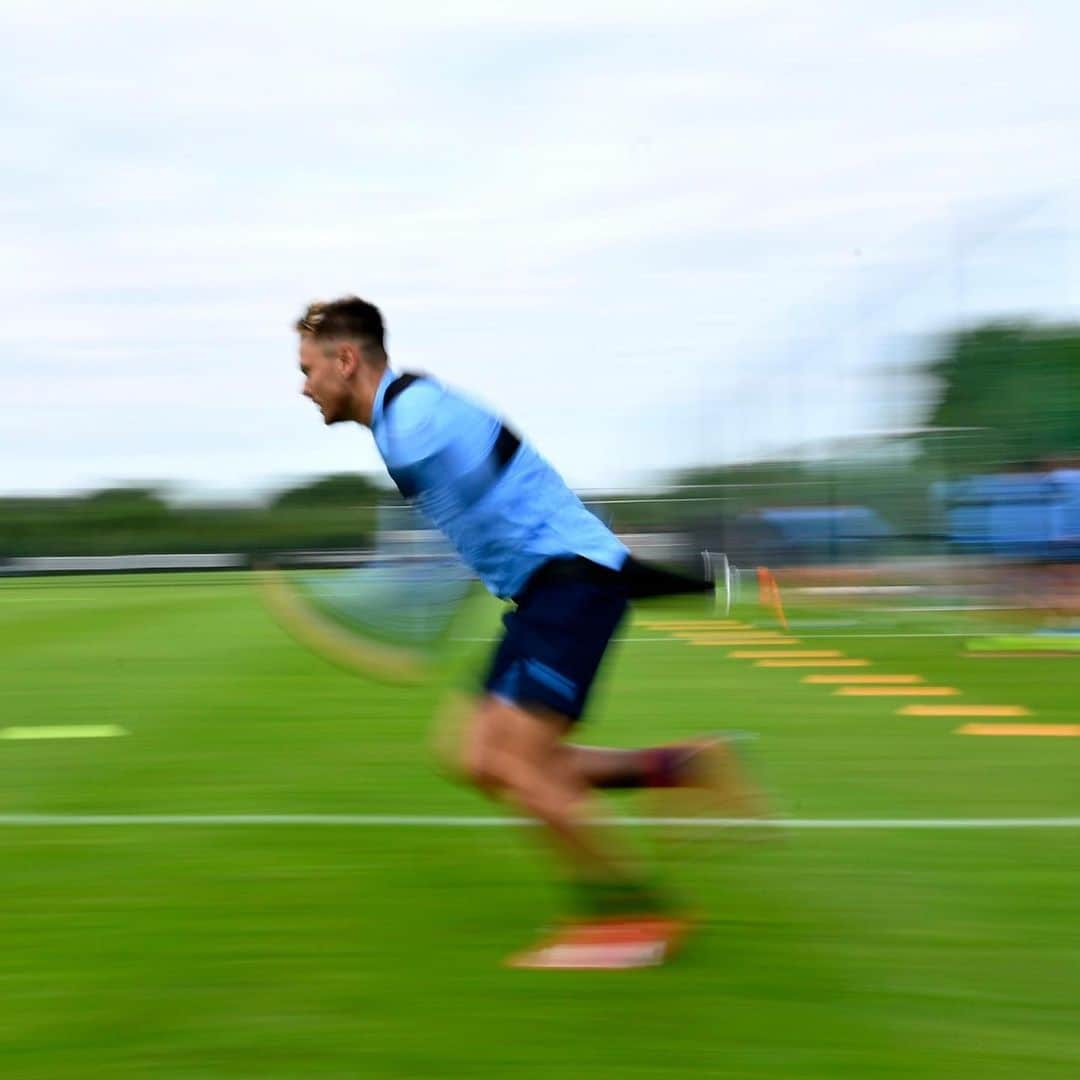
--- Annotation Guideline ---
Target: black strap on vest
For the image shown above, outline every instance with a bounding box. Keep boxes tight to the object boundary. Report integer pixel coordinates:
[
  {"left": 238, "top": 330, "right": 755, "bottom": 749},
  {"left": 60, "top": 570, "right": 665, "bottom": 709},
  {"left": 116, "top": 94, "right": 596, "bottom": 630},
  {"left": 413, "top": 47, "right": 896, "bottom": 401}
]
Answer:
[
  {"left": 492, "top": 423, "right": 522, "bottom": 467},
  {"left": 381, "top": 372, "right": 522, "bottom": 500},
  {"left": 383, "top": 371, "right": 426, "bottom": 411}
]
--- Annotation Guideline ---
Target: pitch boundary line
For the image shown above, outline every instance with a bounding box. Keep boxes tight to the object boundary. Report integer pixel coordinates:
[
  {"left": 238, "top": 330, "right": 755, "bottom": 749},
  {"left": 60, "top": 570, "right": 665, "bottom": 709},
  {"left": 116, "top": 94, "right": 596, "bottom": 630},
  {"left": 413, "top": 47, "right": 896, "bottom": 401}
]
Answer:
[{"left": 1, "top": 814, "right": 1078, "bottom": 829}]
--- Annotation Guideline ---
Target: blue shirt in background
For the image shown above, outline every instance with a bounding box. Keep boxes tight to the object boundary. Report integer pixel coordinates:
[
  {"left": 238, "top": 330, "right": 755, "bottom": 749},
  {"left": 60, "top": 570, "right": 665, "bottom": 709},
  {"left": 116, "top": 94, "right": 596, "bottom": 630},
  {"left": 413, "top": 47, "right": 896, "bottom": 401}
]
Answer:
[{"left": 369, "top": 368, "right": 628, "bottom": 599}]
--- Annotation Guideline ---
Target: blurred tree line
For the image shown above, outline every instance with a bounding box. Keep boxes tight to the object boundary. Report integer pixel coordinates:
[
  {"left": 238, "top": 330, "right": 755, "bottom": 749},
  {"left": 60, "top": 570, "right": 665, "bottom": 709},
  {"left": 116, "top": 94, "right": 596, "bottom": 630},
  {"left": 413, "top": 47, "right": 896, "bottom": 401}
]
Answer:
[
  {"left": 2, "top": 320, "right": 1076, "bottom": 558},
  {"left": 0, "top": 475, "right": 384, "bottom": 557}
]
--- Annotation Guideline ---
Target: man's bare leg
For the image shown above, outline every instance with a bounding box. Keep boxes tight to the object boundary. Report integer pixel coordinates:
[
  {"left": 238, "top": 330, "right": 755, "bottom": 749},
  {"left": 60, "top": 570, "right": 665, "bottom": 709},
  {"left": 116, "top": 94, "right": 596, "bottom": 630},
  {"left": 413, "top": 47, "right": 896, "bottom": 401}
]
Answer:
[
  {"left": 565, "top": 739, "right": 767, "bottom": 817},
  {"left": 460, "top": 695, "right": 652, "bottom": 894},
  {"left": 455, "top": 694, "right": 693, "bottom": 968},
  {"left": 437, "top": 691, "right": 765, "bottom": 829}
]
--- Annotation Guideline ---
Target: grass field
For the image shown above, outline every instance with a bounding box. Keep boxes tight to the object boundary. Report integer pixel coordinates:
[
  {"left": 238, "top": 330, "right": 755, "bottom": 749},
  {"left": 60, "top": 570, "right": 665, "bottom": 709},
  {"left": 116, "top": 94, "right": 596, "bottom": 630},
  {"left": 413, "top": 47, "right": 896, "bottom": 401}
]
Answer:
[{"left": 2, "top": 573, "right": 1078, "bottom": 1078}]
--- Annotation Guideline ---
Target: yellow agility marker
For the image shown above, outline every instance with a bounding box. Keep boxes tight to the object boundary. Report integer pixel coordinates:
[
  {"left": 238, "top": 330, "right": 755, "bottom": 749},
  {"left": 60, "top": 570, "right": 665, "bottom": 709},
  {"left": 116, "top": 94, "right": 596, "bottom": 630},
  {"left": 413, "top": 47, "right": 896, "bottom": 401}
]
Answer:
[
  {"left": 900, "top": 704, "right": 1031, "bottom": 717},
  {"left": 836, "top": 686, "right": 959, "bottom": 697},
  {"left": 677, "top": 632, "right": 796, "bottom": 641},
  {"left": 804, "top": 674, "right": 925, "bottom": 685},
  {"left": 757, "top": 658, "right": 871, "bottom": 668},
  {"left": 670, "top": 630, "right": 768, "bottom": 639},
  {"left": 729, "top": 650, "right": 846, "bottom": 660},
  {"left": 639, "top": 621, "right": 750, "bottom": 630},
  {"left": 687, "top": 637, "right": 802, "bottom": 647},
  {"left": 1, "top": 725, "right": 128, "bottom": 740},
  {"left": 957, "top": 723, "right": 1080, "bottom": 737}
]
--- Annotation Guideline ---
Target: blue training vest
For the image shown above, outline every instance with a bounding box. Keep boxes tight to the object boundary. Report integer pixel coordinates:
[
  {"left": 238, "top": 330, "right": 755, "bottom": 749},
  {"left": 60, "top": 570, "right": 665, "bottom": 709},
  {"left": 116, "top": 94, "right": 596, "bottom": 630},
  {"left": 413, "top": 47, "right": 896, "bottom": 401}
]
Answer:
[{"left": 369, "top": 370, "right": 628, "bottom": 600}]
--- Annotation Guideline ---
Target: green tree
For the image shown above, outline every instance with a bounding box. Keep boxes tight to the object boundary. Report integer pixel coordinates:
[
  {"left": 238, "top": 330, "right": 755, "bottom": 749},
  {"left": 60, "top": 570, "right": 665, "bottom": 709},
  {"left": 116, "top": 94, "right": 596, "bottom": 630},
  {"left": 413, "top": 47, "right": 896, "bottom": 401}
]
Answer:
[
  {"left": 78, "top": 487, "right": 170, "bottom": 527},
  {"left": 922, "top": 321, "right": 1080, "bottom": 470},
  {"left": 271, "top": 473, "right": 385, "bottom": 509}
]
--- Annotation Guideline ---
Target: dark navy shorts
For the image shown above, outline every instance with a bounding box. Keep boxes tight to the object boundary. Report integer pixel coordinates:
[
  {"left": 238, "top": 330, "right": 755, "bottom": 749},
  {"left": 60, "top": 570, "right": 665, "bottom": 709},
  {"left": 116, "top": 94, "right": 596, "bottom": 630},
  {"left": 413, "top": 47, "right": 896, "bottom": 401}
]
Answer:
[{"left": 482, "top": 557, "right": 629, "bottom": 723}]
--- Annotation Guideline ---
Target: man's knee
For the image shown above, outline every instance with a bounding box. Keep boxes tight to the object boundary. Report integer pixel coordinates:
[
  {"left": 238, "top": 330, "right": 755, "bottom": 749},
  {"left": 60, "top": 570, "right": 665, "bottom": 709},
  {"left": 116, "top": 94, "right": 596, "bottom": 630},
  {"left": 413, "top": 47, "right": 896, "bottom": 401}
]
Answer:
[
  {"left": 457, "top": 696, "right": 567, "bottom": 791},
  {"left": 429, "top": 691, "right": 477, "bottom": 781},
  {"left": 460, "top": 741, "right": 501, "bottom": 792},
  {"left": 469, "top": 696, "right": 579, "bottom": 798},
  {"left": 457, "top": 698, "right": 510, "bottom": 792},
  {"left": 428, "top": 692, "right": 507, "bottom": 790},
  {"left": 427, "top": 695, "right": 498, "bottom": 790}
]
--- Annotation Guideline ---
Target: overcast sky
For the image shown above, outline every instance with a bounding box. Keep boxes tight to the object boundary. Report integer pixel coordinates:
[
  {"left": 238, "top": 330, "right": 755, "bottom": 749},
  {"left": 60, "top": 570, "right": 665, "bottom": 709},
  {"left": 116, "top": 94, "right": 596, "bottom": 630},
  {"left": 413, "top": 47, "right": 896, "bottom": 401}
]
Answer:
[{"left": 3, "top": 1, "right": 1079, "bottom": 500}]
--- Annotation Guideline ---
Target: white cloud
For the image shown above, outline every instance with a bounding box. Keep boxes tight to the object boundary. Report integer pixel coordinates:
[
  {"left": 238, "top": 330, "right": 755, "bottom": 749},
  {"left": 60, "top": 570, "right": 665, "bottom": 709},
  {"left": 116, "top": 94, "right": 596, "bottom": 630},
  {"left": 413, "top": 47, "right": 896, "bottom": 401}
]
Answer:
[{"left": 2, "top": 1, "right": 1079, "bottom": 496}]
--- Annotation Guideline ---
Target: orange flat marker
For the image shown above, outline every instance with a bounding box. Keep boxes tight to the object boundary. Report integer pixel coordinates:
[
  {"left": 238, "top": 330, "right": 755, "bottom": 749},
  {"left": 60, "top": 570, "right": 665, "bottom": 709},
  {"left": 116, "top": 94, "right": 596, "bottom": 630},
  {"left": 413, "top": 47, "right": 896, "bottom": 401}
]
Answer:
[
  {"left": 899, "top": 705, "right": 1031, "bottom": 717},
  {"left": 757, "top": 567, "right": 789, "bottom": 630},
  {"left": 757, "top": 658, "right": 870, "bottom": 668},
  {"left": 730, "top": 650, "right": 846, "bottom": 659},
  {"left": 804, "top": 674, "right": 925, "bottom": 685},
  {"left": 836, "top": 685, "right": 959, "bottom": 697},
  {"left": 957, "top": 723, "right": 1080, "bottom": 737}
]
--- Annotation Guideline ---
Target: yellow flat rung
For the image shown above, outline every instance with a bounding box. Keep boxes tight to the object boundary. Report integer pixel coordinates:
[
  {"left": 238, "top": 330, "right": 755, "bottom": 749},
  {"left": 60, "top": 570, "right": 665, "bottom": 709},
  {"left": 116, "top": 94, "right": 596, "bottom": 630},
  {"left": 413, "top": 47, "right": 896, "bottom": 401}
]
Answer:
[
  {"left": 900, "top": 705, "right": 1031, "bottom": 718},
  {"left": 836, "top": 686, "right": 959, "bottom": 697},
  {"left": 730, "top": 650, "right": 846, "bottom": 659},
  {"left": 957, "top": 723, "right": 1079, "bottom": 736},
  {"left": 804, "top": 674, "right": 924, "bottom": 685},
  {"left": 757, "top": 658, "right": 870, "bottom": 668},
  {"left": 687, "top": 637, "right": 802, "bottom": 646},
  {"left": 639, "top": 621, "right": 750, "bottom": 630}
]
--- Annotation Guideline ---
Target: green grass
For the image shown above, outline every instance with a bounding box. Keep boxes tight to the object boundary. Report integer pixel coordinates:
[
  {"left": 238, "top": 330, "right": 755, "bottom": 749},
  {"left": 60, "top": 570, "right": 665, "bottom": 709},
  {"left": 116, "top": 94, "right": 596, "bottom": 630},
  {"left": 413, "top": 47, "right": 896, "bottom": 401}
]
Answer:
[{"left": 1, "top": 574, "right": 1078, "bottom": 1078}]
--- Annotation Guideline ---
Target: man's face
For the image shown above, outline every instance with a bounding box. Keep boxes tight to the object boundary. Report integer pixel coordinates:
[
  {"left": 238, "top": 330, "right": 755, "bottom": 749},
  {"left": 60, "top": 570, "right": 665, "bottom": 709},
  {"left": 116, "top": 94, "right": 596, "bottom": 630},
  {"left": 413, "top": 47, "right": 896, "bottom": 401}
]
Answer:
[{"left": 299, "top": 336, "right": 353, "bottom": 425}]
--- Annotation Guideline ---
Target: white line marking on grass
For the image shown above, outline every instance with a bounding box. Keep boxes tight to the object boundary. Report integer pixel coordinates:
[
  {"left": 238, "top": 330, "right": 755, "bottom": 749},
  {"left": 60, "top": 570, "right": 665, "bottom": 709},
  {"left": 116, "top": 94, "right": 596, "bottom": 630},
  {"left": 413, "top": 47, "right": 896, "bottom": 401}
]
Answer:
[{"left": 0, "top": 814, "right": 1078, "bottom": 829}]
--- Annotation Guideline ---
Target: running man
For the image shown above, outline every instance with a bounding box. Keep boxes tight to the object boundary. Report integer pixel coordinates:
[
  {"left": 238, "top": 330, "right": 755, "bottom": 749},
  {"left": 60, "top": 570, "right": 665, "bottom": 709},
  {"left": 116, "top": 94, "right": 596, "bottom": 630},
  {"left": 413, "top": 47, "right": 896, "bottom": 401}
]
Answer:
[{"left": 294, "top": 296, "right": 762, "bottom": 969}]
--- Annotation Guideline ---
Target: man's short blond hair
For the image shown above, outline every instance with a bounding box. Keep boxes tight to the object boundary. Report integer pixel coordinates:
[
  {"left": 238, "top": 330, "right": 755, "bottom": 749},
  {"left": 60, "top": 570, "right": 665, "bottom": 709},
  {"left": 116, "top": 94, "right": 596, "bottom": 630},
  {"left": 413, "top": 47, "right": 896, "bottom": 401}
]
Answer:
[{"left": 295, "top": 296, "right": 386, "bottom": 354}]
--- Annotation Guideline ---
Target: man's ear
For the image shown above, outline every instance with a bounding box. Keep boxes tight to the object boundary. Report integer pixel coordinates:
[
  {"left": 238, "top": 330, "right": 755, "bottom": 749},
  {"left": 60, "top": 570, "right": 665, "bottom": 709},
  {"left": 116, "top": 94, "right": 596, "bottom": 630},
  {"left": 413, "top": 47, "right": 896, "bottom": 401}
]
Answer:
[{"left": 336, "top": 343, "right": 361, "bottom": 379}]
